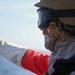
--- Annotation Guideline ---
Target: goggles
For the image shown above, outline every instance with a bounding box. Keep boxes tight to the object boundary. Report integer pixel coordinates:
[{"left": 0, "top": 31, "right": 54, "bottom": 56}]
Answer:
[
  {"left": 37, "top": 8, "right": 56, "bottom": 28},
  {"left": 37, "top": 8, "right": 75, "bottom": 28}
]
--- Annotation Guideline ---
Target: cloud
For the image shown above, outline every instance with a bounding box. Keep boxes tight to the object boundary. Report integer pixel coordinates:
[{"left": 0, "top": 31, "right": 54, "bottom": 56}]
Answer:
[
  {"left": 10, "top": 3, "right": 34, "bottom": 12},
  {"left": 24, "top": 12, "right": 38, "bottom": 20},
  {"left": 0, "top": 1, "right": 36, "bottom": 12}
]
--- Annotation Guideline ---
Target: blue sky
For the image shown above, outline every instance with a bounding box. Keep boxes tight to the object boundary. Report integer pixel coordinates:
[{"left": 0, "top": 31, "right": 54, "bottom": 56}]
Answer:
[{"left": 0, "top": 0, "right": 49, "bottom": 52}]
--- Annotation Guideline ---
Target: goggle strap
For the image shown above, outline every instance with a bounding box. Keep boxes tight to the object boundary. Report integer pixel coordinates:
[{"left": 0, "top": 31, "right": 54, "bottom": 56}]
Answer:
[{"left": 49, "top": 9, "right": 75, "bottom": 18}]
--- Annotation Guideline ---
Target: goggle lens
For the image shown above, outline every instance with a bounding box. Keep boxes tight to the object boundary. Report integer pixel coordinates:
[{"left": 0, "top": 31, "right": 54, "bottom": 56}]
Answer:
[{"left": 37, "top": 8, "right": 56, "bottom": 28}]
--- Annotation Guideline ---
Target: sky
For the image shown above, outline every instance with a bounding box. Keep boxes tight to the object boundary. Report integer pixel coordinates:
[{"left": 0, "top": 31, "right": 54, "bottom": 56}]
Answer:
[{"left": 0, "top": 0, "right": 50, "bottom": 52}]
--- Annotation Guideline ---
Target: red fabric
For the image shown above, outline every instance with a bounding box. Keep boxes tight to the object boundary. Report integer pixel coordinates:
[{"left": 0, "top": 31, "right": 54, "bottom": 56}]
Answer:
[{"left": 21, "top": 49, "right": 50, "bottom": 75}]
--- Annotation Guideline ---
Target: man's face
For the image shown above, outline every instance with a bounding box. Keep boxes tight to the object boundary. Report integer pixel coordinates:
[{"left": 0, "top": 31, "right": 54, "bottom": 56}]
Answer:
[
  {"left": 39, "top": 22, "right": 60, "bottom": 51},
  {"left": 37, "top": 8, "right": 62, "bottom": 51}
]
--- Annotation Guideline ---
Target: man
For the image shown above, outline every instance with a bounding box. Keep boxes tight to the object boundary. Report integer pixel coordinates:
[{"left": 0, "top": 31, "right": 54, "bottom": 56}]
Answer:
[{"left": 0, "top": 0, "right": 75, "bottom": 75}]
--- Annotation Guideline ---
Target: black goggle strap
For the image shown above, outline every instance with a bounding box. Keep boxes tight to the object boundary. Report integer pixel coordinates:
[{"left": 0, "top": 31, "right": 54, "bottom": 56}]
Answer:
[
  {"left": 39, "top": 8, "right": 75, "bottom": 18},
  {"left": 50, "top": 9, "right": 75, "bottom": 18}
]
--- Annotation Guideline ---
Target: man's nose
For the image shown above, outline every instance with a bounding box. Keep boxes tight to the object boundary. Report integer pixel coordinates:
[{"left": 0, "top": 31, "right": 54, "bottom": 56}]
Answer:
[{"left": 40, "top": 28, "right": 50, "bottom": 35}]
